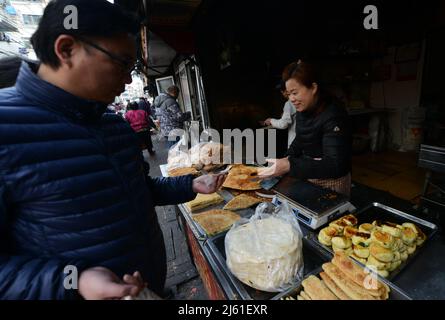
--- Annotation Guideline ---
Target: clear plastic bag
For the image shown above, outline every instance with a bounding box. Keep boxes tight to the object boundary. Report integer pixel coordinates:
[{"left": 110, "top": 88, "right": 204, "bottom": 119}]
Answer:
[
  {"left": 166, "top": 136, "right": 191, "bottom": 171},
  {"left": 189, "top": 141, "right": 231, "bottom": 167},
  {"left": 225, "top": 201, "right": 304, "bottom": 292}
]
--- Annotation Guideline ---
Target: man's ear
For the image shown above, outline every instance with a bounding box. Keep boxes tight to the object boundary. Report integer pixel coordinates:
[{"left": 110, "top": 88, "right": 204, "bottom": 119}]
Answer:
[{"left": 53, "top": 35, "right": 78, "bottom": 68}]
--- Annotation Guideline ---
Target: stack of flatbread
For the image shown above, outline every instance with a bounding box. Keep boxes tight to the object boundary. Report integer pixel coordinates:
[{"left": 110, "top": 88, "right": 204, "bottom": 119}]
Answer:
[
  {"left": 223, "top": 193, "right": 262, "bottom": 210},
  {"left": 293, "top": 252, "right": 390, "bottom": 300},
  {"left": 185, "top": 193, "right": 224, "bottom": 212},
  {"left": 192, "top": 209, "right": 241, "bottom": 236},
  {"left": 222, "top": 165, "right": 262, "bottom": 191},
  {"left": 226, "top": 216, "right": 303, "bottom": 292}
]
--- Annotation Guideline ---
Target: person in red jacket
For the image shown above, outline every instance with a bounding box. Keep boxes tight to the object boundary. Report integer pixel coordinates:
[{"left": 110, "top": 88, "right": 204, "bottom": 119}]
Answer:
[{"left": 125, "top": 101, "right": 156, "bottom": 155}]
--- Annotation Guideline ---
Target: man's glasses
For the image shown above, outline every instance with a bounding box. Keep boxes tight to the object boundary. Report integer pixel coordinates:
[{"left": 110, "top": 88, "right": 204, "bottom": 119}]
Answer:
[{"left": 76, "top": 36, "right": 136, "bottom": 74}]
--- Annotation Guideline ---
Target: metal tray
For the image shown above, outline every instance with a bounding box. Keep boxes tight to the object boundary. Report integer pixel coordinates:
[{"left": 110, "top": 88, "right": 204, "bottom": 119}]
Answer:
[
  {"left": 178, "top": 189, "right": 258, "bottom": 241},
  {"left": 273, "top": 264, "right": 412, "bottom": 300},
  {"left": 205, "top": 232, "right": 333, "bottom": 300},
  {"left": 306, "top": 202, "right": 439, "bottom": 280}
]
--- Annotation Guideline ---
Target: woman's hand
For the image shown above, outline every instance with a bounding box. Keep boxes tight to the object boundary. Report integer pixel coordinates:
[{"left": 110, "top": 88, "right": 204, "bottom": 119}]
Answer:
[{"left": 257, "top": 158, "right": 290, "bottom": 178}]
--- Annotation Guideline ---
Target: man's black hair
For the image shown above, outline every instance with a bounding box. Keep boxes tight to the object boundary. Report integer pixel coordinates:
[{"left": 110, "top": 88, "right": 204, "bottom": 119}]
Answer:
[{"left": 31, "top": 0, "right": 140, "bottom": 68}]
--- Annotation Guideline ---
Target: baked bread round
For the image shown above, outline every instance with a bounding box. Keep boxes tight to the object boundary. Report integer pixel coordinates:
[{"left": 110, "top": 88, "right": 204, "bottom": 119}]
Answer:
[
  {"left": 382, "top": 224, "right": 402, "bottom": 238},
  {"left": 367, "top": 254, "right": 391, "bottom": 270},
  {"left": 388, "top": 259, "right": 402, "bottom": 272},
  {"left": 407, "top": 244, "right": 416, "bottom": 255},
  {"left": 332, "top": 246, "right": 353, "bottom": 256},
  {"left": 370, "top": 243, "right": 394, "bottom": 262},
  {"left": 353, "top": 243, "right": 370, "bottom": 259},
  {"left": 371, "top": 230, "right": 394, "bottom": 249},
  {"left": 331, "top": 236, "right": 352, "bottom": 249},
  {"left": 318, "top": 226, "right": 338, "bottom": 246},
  {"left": 401, "top": 227, "right": 417, "bottom": 245},
  {"left": 352, "top": 233, "right": 371, "bottom": 247},
  {"left": 343, "top": 226, "right": 359, "bottom": 238},
  {"left": 400, "top": 251, "right": 409, "bottom": 262},
  {"left": 402, "top": 222, "right": 418, "bottom": 235},
  {"left": 349, "top": 252, "right": 367, "bottom": 265},
  {"left": 359, "top": 223, "right": 374, "bottom": 233}
]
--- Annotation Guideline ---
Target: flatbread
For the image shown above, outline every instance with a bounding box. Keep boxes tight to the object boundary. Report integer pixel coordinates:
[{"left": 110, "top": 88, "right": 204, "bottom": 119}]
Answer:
[
  {"left": 322, "top": 263, "right": 376, "bottom": 300},
  {"left": 331, "top": 252, "right": 384, "bottom": 296},
  {"left": 223, "top": 193, "right": 262, "bottom": 210},
  {"left": 228, "top": 190, "right": 273, "bottom": 202},
  {"left": 186, "top": 193, "right": 224, "bottom": 212},
  {"left": 168, "top": 167, "right": 199, "bottom": 177},
  {"left": 301, "top": 275, "right": 338, "bottom": 300},
  {"left": 192, "top": 209, "right": 241, "bottom": 236},
  {"left": 222, "top": 165, "right": 262, "bottom": 191},
  {"left": 319, "top": 272, "right": 351, "bottom": 300}
]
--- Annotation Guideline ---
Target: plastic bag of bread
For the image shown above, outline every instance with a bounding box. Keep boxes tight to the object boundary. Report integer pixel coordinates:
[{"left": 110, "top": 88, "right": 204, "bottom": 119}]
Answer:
[
  {"left": 166, "top": 136, "right": 191, "bottom": 171},
  {"left": 189, "top": 141, "right": 231, "bottom": 169},
  {"left": 225, "top": 201, "right": 304, "bottom": 292}
]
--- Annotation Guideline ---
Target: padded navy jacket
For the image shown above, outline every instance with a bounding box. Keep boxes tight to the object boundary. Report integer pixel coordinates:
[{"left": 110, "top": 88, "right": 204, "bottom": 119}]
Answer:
[{"left": 0, "top": 62, "right": 196, "bottom": 299}]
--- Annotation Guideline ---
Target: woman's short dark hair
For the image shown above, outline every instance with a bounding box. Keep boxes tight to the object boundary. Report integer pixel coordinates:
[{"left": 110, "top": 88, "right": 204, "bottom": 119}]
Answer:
[
  {"left": 283, "top": 59, "right": 340, "bottom": 107},
  {"left": 31, "top": 0, "right": 140, "bottom": 68},
  {"left": 282, "top": 59, "right": 320, "bottom": 89}
]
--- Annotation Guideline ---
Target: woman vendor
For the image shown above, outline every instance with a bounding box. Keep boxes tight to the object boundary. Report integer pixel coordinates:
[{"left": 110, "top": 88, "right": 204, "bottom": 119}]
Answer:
[{"left": 258, "top": 59, "right": 352, "bottom": 196}]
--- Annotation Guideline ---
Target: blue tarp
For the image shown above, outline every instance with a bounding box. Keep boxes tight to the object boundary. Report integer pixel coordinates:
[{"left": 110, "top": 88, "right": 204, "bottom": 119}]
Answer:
[{"left": 5, "top": 5, "right": 17, "bottom": 15}]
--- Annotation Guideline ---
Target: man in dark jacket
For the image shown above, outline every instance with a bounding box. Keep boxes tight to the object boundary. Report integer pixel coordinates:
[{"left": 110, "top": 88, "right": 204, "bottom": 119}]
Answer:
[
  {"left": 154, "top": 86, "right": 191, "bottom": 148},
  {"left": 0, "top": 0, "right": 225, "bottom": 300}
]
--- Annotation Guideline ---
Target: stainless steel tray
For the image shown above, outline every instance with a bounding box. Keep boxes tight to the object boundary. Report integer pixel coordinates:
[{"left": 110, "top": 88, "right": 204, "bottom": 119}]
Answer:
[
  {"left": 178, "top": 189, "right": 258, "bottom": 241},
  {"left": 306, "top": 202, "right": 439, "bottom": 281},
  {"left": 205, "top": 233, "right": 333, "bottom": 300},
  {"left": 273, "top": 264, "right": 412, "bottom": 300}
]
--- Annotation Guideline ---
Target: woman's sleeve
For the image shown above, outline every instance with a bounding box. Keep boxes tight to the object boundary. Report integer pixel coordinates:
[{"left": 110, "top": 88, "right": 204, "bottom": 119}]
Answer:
[
  {"left": 270, "top": 103, "right": 293, "bottom": 129},
  {"left": 287, "top": 115, "right": 351, "bottom": 179}
]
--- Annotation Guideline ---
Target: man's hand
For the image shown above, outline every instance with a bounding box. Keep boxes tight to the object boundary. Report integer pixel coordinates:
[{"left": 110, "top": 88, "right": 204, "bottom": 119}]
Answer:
[
  {"left": 123, "top": 271, "right": 147, "bottom": 292},
  {"left": 192, "top": 174, "right": 226, "bottom": 194},
  {"left": 79, "top": 267, "right": 144, "bottom": 300},
  {"left": 257, "top": 158, "right": 290, "bottom": 179}
]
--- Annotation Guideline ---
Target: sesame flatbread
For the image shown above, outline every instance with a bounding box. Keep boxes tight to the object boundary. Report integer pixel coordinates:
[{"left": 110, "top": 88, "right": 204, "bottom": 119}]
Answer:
[
  {"left": 192, "top": 209, "right": 241, "bottom": 236},
  {"left": 223, "top": 193, "right": 262, "bottom": 211},
  {"left": 168, "top": 167, "right": 200, "bottom": 177},
  {"left": 185, "top": 193, "right": 224, "bottom": 212},
  {"left": 222, "top": 165, "right": 262, "bottom": 191}
]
